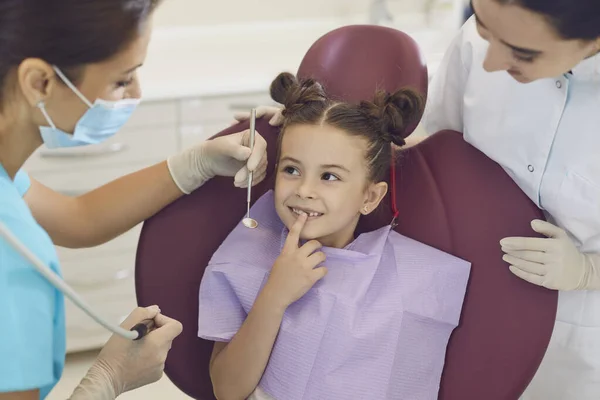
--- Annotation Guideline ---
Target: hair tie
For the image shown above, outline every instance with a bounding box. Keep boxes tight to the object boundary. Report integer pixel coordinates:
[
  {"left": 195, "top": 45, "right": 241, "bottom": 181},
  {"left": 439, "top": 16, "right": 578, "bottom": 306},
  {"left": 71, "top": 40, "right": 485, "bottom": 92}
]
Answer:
[
  {"left": 390, "top": 136, "right": 406, "bottom": 147},
  {"left": 382, "top": 133, "right": 405, "bottom": 147}
]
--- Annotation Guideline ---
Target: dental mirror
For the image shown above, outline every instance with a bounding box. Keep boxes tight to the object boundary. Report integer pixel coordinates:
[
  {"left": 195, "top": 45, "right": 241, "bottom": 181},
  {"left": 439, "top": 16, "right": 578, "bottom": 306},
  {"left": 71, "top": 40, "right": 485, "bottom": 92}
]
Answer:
[{"left": 242, "top": 108, "right": 258, "bottom": 229}]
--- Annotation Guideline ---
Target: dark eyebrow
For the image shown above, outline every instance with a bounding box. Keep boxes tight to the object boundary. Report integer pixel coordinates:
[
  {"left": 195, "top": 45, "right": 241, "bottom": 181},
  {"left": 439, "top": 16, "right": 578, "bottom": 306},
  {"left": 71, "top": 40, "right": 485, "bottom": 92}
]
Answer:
[
  {"left": 321, "top": 164, "right": 350, "bottom": 173},
  {"left": 470, "top": 0, "right": 543, "bottom": 56},
  {"left": 280, "top": 156, "right": 301, "bottom": 165},
  {"left": 123, "top": 63, "right": 143, "bottom": 75},
  {"left": 279, "top": 156, "right": 350, "bottom": 173}
]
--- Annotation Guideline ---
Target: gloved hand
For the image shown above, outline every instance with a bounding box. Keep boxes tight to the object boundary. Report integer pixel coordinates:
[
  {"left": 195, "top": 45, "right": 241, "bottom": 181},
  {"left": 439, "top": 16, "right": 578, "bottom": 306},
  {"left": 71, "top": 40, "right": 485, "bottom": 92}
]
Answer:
[
  {"left": 501, "top": 219, "right": 600, "bottom": 291},
  {"left": 69, "top": 306, "right": 183, "bottom": 399},
  {"left": 232, "top": 105, "right": 284, "bottom": 127},
  {"left": 167, "top": 129, "right": 268, "bottom": 194}
]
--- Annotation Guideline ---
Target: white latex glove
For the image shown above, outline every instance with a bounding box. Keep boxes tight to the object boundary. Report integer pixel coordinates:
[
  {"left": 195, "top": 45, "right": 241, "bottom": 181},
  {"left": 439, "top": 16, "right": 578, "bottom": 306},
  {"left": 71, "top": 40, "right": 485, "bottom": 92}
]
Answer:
[
  {"left": 69, "top": 306, "right": 183, "bottom": 399},
  {"left": 232, "top": 105, "right": 284, "bottom": 127},
  {"left": 501, "top": 219, "right": 600, "bottom": 291},
  {"left": 167, "top": 129, "right": 268, "bottom": 194}
]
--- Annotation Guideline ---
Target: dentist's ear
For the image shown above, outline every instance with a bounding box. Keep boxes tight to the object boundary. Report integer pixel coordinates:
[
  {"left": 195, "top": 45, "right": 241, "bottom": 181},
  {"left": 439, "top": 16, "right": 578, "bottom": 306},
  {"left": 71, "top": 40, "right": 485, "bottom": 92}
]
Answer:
[{"left": 16, "top": 58, "right": 56, "bottom": 107}]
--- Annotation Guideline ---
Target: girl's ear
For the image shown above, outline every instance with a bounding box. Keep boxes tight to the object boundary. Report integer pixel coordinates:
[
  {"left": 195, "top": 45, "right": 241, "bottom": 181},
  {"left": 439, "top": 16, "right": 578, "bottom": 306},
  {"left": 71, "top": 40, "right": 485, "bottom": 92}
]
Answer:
[{"left": 361, "top": 181, "right": 388, "bottom": 215}]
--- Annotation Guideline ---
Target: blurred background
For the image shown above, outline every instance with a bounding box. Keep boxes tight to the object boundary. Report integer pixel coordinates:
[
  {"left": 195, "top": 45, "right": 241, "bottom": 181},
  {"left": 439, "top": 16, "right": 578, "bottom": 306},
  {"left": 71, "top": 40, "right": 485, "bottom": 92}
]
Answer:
[{"left": 44, "top": 0, "right": 471, "bottom": 398}]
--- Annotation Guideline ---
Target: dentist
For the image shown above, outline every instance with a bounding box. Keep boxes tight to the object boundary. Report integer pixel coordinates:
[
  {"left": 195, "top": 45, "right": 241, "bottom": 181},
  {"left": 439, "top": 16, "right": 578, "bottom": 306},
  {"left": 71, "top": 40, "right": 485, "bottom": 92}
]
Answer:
[{"left": 0, "top": 0, "right": 267, "bottom": 399}]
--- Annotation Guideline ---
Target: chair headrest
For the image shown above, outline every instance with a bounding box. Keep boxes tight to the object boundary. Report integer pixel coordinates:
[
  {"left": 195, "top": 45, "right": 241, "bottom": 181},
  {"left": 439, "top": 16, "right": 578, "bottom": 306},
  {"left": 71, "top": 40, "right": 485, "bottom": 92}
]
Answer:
[{"left": 297, "top": 25, "right": 428, "bottom": 137}]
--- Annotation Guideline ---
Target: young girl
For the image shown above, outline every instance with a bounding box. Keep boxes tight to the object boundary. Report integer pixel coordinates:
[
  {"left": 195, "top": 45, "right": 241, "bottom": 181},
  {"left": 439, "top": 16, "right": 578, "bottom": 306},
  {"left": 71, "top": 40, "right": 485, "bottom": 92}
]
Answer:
[{"left": 197, "top": 73, "right": 471, "bottom": 400}]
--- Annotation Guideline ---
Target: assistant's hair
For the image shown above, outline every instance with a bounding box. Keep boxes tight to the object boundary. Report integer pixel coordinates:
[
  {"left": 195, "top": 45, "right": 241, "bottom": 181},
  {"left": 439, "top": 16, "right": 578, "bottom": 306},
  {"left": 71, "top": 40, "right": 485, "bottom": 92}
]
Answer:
[
  {"left": 270, "top": 72, "right": 424, "bottom": 183},
  {"left": 0, "top": 0, "right": 161, "bottom": 109},
  {"left": 495, "top": 0, "right": 600, "bottom": 41}
]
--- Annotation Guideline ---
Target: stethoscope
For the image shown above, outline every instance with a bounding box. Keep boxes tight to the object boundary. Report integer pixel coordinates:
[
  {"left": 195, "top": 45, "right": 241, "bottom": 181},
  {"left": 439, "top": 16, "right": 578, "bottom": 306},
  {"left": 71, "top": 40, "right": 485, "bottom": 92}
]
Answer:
[{"left": 0, "top": 220, "right": 153, "bottom": 340}]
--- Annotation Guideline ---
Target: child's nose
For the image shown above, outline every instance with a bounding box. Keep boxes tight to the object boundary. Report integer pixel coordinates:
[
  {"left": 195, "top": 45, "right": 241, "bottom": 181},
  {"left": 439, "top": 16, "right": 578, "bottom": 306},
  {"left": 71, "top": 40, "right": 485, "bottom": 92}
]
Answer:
[{"left": 296, "top": 178, "right": 317, "bottom": 199}]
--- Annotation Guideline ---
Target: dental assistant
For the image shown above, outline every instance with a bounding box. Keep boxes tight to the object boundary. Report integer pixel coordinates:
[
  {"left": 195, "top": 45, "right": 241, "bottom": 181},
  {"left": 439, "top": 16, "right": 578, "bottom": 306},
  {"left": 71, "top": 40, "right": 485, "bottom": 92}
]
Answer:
[
  {"left": 425, "top": 0, "right": 600, "bottom": 398},
  {"left": 0, "top": 0, "right": 268, "bottom": 399},
  {"left": 238, "top": 0, "right": 600, "bottom": 397}
]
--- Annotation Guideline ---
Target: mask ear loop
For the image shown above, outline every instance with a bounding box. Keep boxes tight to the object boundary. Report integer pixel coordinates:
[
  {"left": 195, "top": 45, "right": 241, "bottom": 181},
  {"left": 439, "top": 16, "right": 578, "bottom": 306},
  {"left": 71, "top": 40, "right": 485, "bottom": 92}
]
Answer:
[
  {"left": 389, "top": 145, "right": 400, "bottom": 228},
  {"left": 36, "top": 101, "right": 57, "bottom": 129},
  {"left": 52, "top": 66, "right": 93, "bottom": 108}
]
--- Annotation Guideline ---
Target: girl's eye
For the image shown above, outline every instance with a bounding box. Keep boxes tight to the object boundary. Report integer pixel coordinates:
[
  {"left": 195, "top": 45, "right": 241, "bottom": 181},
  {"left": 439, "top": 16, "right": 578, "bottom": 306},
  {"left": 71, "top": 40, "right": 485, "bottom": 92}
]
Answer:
[
  {"left": 322, "top": 172, "right": 339, "bottom": 181},
  {"left": 283, "top": 166, "right": 299, "bottom": 176}
]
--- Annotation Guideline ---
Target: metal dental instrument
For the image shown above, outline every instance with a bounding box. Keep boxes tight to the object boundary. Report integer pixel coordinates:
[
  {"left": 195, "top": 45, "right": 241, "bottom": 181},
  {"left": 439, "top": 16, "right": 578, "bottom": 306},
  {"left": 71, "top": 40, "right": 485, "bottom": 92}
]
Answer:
[{"left": 242, "top": 108, "right": 258, "bottom": 229}]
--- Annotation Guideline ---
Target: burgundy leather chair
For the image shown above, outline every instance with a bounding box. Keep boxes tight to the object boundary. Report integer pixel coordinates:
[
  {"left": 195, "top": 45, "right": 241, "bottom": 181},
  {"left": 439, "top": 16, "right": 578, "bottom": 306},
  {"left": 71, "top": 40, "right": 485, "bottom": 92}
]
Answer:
[{"left": 136, "top": 25, "right": 558, "bottom": 399}]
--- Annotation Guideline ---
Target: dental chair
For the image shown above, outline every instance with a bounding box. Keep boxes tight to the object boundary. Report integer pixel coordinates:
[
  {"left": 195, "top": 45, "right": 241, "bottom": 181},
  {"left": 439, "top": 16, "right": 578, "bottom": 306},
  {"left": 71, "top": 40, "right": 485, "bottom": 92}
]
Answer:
[{"left": 135, "top": 25, "right": 558, "bottom": 399}]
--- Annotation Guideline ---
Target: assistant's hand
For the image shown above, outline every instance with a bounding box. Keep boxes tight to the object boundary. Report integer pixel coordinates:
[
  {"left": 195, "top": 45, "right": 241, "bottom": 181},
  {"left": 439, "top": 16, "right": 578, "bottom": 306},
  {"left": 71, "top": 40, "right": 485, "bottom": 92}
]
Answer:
[
  {"left": 167, "top": 129, "right": 268, "bottom": 194},
  {"left": 501, "top": 220, "right": 600, "bottom": 291}
]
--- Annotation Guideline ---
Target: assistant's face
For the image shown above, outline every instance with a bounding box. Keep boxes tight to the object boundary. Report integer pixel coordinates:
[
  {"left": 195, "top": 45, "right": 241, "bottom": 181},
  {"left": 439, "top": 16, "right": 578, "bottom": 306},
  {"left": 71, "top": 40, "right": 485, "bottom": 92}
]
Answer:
[{"left": 473, "top": 0, "right": 599, "bottom": 83}]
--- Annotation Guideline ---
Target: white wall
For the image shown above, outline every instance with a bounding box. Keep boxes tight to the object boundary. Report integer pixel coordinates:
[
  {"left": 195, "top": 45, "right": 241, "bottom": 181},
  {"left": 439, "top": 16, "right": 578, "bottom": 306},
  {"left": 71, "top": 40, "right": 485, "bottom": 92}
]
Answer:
[{"left": 153, "top": 0, "right": 427, "bottom": 27}]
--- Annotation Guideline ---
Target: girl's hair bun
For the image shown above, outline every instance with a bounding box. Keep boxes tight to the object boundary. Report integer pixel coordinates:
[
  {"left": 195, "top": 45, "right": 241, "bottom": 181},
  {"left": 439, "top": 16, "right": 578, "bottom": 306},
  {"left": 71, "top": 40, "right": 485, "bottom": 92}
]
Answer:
[
  {"left": 360, "top": 88, "right": 425, "bottom": 146},
  {"left": 270, "top": 72, "right": 328, "bottom": 117}
]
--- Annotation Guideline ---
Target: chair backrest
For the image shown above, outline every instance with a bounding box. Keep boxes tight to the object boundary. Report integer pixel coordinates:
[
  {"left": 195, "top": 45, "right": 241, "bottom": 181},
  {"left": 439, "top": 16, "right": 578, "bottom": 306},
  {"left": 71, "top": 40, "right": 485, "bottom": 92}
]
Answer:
[{"left": 135, "top": 25, "right": 557, "bottom": 400}]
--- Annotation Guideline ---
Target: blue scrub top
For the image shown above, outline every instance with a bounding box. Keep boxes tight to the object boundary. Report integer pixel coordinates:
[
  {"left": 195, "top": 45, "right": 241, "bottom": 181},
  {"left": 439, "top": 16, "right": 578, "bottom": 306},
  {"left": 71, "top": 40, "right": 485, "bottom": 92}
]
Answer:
[{"left": 0, "top": 165, "right": 65, "bottom": 398}]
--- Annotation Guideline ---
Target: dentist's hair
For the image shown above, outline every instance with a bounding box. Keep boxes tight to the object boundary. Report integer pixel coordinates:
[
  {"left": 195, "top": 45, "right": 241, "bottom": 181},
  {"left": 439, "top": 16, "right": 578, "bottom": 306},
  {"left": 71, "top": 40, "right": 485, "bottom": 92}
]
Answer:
[
  {"left": 0, "top": 0, "right": 161, "bottom": 108},
  {"left": 495, "top": 0, "right": 600, "bottom": 41},
  {"left": 270, "top": 72, "right": 424, "bottom": 183}
]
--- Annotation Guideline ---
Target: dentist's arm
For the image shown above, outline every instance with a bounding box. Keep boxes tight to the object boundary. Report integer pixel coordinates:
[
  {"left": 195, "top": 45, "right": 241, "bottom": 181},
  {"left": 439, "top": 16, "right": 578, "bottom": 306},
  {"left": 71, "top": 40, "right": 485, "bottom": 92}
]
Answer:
[
  {"left": 25, "top": 162, "right": 181, "bottom": 248},
  {"left": 0, "top": 390, "right": 38, "bottom": 399},
  {"left": 24, "top": 130, "right": 267, "bottom": 248}
]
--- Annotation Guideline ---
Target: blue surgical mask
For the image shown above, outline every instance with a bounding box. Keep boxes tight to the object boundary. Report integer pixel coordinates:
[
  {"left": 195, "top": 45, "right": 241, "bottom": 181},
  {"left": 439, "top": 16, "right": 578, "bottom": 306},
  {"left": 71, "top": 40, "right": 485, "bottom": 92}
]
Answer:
[{"left": 37, "top": 66, "right": 140, "bottom": 149}]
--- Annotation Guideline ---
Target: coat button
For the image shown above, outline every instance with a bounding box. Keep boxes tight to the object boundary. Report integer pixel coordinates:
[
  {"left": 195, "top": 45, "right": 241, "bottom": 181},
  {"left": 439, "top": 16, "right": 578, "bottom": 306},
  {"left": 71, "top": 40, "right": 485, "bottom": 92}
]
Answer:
[
  {"left": 556, "top": 81, "right": 562, "bottom": 89},
  {"left": 528, "top": 165, "right": 535, "bottom": 172}
]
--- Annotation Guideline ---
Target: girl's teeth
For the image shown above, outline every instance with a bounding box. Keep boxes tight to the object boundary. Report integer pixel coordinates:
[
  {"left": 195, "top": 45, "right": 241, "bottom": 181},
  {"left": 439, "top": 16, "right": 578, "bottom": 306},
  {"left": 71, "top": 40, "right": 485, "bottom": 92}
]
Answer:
[{"left": 292, "top": 208, "right": 321, "bottom": 217}]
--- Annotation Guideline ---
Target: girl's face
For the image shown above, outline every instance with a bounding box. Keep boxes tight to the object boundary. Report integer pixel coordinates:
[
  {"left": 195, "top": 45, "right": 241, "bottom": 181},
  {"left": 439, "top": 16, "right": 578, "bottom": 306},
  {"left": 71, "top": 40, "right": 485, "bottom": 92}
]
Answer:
[
  {"left": 473, "top": 0, "right": 599, "bottom": 83},
  {"left": 274, "top": 123, "right": 388, "bottom": 249}
]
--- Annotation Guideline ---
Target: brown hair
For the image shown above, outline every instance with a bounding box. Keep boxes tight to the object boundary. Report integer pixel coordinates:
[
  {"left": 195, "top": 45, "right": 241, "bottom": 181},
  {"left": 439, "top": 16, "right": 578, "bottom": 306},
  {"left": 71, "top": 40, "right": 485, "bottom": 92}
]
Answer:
[
  {"left": 494, "top": 0, "right": 600, "bottom": 41},
  {"left": 270, "top": 72, "right": 424, "bottom": 183},
  {"left": 0, "top": 0, "right": 161, "bottom": 108}
]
